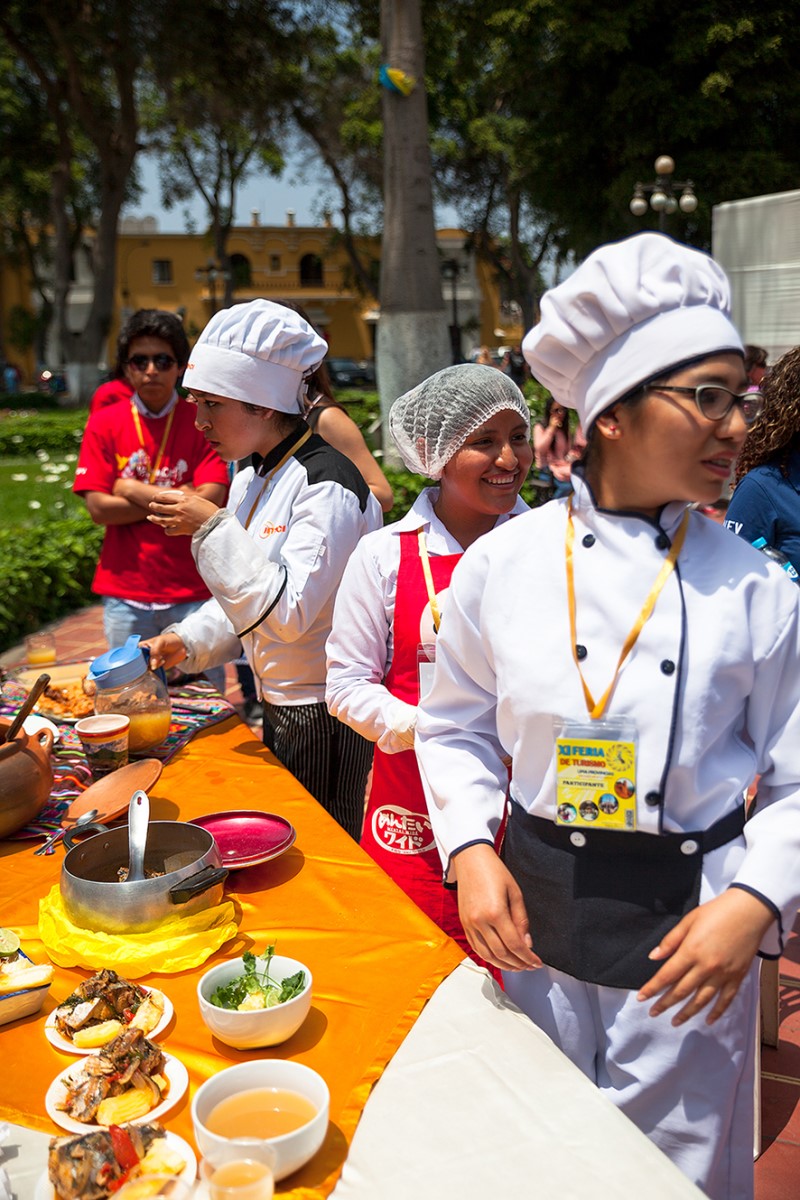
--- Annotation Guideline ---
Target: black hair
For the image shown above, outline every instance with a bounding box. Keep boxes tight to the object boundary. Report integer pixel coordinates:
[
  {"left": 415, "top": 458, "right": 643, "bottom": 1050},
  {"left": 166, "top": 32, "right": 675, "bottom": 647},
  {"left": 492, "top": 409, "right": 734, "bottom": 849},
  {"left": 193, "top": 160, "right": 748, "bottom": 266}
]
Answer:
[
  {"left": 744, "top": 344, "right": 768, "bottom": 372},
  {"left": 274, "top": 300, "right": 334, "bottom": 404},
  {"left": 117, "top": 309, "right": 190, "bottom": 371},
  {"left": 542, "top": 395, "right": 568, "bottom": 426}
]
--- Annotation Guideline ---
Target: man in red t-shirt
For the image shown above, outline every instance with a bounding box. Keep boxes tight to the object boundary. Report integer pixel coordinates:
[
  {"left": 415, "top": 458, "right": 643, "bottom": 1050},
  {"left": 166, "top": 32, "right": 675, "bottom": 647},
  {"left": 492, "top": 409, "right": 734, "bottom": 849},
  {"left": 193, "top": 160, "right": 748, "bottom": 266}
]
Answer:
[{"left": 74, "top": 309, "right": 230, "bottom": 689}]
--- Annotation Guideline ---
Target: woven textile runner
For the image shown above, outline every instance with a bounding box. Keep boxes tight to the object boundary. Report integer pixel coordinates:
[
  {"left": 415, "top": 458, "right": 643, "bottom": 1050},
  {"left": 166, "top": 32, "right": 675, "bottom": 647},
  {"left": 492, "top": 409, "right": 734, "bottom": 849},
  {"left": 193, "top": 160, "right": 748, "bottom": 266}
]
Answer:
[{"left": 0, "top": 679, "right": 237, "bottom": 838}]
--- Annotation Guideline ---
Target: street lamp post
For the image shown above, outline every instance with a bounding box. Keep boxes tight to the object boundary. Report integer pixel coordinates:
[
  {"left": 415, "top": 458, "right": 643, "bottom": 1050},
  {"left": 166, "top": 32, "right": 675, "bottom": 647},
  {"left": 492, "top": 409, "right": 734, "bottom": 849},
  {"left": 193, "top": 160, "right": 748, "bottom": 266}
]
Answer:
[
  {"left": 194, "top": 260, "right": 231, "bottom": 316},
  {"left": 440, "top": 257, "right": 462, "bottom": 365},
  {"left": 629, "top": 155, "right": 698, "bottom": 232}
]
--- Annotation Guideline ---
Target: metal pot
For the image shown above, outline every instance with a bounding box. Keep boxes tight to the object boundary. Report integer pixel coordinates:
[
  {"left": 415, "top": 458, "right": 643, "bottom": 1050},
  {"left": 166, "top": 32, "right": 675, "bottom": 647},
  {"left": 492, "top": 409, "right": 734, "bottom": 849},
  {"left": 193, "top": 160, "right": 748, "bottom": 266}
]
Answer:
[{"left": 60, "top": 820, "right": 228, "bottom": 934}]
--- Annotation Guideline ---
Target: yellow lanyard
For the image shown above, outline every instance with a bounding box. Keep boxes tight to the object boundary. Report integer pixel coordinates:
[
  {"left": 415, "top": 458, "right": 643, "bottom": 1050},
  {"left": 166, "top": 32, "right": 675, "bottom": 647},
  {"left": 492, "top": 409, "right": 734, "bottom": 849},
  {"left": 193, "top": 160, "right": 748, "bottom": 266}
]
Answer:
[
  {"left": 240, "top": 428, "right": 312, "bottom": 531},
  {"left": 417, "top": 529, "right": 442, "bottom": 633},
  {"left": 130, "top": 401, "right": 176, "bottom": 485},
  {"left": 565, "top": 499, "right": 689, "bottom": 720}
]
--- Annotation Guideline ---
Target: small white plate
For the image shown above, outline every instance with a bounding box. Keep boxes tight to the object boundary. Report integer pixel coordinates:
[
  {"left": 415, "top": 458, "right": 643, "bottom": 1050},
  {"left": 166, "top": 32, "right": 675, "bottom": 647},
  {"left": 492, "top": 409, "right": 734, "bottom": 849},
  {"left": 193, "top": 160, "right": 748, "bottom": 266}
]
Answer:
[
  {"left": 44, "top": 987, "right": 173, "bottom": 1055},
  {"left": 34, "top": 1130, "right": 197, "bottom": 1200},
  {"left": 44, "top": 1051, "right": 188, "bottom": 1134},
  {"left": 22, "top": 714, "right": 61, "bottom": 743}
]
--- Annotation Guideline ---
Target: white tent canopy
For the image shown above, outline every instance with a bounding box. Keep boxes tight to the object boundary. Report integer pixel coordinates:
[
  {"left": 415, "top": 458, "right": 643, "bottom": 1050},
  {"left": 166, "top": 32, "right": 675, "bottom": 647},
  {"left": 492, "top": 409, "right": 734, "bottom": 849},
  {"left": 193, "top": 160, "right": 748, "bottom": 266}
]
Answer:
[{"left": 712, "top": 189, "right": 800, "bottom": 365}]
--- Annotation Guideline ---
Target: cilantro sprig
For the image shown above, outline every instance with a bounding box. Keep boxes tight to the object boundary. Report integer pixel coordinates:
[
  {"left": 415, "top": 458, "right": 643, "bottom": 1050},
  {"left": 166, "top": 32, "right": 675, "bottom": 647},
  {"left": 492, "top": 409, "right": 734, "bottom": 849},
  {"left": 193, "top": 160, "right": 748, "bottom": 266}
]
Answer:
[{"left": 210, "top": 944, "right": 306, "bottom": 1010}]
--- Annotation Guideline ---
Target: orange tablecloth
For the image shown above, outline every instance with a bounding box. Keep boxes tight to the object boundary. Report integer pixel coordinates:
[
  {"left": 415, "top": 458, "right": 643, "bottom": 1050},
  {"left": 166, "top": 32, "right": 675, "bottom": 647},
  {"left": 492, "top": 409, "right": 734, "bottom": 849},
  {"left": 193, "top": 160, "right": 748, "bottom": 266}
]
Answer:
[{"left": 0, "top": 717, "right": 463, "bottom": 1197}]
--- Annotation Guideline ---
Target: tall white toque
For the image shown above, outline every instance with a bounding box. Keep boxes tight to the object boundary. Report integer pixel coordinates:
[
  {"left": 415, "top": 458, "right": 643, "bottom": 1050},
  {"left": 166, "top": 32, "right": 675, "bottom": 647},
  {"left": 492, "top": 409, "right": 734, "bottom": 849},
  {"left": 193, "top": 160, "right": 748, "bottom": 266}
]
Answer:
[
  {"left": 522, "top": 233, "right": 743, "bottom": 430},
  {"left": 186, "top": 299, "right": 328, "bottom": 413}
]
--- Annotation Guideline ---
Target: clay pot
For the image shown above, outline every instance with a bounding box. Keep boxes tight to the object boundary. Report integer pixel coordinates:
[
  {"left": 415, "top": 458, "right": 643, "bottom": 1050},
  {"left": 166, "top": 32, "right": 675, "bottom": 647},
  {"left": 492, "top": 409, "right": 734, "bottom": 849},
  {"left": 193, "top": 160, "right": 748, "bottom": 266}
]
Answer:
[{"left": 0, "top": 717, "right": 54, "bottom": 839}]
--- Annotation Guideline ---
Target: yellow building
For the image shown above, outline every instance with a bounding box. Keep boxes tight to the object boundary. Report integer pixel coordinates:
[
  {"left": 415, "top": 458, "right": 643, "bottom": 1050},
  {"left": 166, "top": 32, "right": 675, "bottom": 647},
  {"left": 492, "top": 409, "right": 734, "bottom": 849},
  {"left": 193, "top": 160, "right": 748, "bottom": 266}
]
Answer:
[{"left": 1, "top": 213, "right": 523, "bottom": 387}]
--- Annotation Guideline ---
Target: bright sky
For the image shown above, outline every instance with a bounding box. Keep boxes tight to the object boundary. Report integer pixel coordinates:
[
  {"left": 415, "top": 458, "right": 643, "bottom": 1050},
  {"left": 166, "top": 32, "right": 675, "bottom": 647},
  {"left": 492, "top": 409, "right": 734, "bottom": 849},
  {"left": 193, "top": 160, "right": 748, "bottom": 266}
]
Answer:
[
  {"left": 124, "top": 154, "right": 334, "bottom": 231},
  {"left": 125, "top": 152, "right": 460, "bottom": 233}
]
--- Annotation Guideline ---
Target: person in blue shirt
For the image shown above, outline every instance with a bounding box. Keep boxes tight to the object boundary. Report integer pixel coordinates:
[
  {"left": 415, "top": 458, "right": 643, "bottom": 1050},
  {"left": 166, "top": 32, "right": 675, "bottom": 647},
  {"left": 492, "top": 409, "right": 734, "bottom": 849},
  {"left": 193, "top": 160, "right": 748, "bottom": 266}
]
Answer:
[{"left": 725, "top": 346, "right": 800, "bottom": 578}]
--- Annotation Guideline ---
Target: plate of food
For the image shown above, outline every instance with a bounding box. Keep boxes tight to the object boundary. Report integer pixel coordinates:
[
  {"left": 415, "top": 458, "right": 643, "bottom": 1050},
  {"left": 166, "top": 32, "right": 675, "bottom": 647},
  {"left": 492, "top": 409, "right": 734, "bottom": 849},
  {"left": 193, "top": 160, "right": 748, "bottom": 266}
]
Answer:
[
  {"left": 189, "top": 810, "right": 296, "bottom": 870},
  {"left": 45, "top": 969, "right": 172, "bottom": 1055},
  {"left": 36, "top": 1123, "right": 196, "bottom": 1200},
  {"left": 13, "top": 662, "right": 94, "bottom": 722},
  {"left": 36, "top": 679, "right": 94, "bottom": 723},
  {"left": 0, "top": 933, "right": 54, "bottom": 1027},
  {"left": 44, "top": 1031, "right": 187, "bottom": 1134}
]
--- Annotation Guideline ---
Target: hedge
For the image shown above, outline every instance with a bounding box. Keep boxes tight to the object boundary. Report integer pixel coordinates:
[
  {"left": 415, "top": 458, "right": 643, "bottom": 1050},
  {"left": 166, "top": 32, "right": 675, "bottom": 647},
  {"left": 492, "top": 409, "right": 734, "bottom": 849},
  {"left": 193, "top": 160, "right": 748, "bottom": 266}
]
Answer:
[
  {"left": 0, "top": 410, "right": 86, "bottom": 457},
  {"left": 0, "top": 513, "right": 103, "bottom": 652}
]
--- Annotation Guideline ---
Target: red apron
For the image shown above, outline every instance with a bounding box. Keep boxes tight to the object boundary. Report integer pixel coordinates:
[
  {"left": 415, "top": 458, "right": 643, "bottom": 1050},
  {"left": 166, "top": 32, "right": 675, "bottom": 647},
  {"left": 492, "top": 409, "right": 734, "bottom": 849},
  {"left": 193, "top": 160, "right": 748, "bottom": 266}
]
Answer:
[{"left": 361, "top": 530, "right": 478, "bottom": 960}]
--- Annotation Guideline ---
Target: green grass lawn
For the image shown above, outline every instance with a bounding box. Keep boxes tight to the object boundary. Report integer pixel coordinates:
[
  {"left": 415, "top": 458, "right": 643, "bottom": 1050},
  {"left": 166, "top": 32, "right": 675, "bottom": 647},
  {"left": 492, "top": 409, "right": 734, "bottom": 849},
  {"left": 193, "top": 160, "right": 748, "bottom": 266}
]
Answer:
[{"left": 0, "top": 453, "right": 86, "bottom": 525}]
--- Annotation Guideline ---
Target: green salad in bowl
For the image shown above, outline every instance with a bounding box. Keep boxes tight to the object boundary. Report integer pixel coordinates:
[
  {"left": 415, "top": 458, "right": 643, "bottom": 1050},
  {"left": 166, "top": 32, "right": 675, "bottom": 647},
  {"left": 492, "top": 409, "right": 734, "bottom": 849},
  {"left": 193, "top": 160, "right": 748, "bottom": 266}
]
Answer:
[{"left": 210, "top": 945, "right": 307, "bottom": 1011}]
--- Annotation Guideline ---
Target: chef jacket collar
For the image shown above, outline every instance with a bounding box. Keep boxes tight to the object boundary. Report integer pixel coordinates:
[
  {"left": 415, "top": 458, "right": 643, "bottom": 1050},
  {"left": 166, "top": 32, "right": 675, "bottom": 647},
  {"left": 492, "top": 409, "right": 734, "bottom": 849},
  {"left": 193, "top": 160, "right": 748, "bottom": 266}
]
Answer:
[
  {"left": 388, "top": 486, "right": 529, "bottom": 537},
  {"left": 571, "top": 466, "right": 689, "bottom": 539},
  {"left": 252, "top": 419, "right": 309, "bottom": 476}
]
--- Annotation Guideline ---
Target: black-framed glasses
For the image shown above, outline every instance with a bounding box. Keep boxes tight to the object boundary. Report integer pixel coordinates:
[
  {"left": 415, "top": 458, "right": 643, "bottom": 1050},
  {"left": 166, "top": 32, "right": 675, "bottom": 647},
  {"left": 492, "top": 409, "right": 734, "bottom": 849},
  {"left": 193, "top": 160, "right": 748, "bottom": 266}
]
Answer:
[
  {"left": 648, "top": 383, "right": 764, "bottom": 427},
  {"left": 126, "top": 353, "right": 177, "bottom": 372}
]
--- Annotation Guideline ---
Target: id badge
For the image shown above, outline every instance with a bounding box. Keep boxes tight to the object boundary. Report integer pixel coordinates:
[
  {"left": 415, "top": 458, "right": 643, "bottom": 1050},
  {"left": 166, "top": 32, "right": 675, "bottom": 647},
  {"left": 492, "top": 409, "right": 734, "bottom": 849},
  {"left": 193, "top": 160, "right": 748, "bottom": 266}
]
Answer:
[
  {"left": 417, "top": 643, "right": 436, "bottom": 701},
  {"left": 554, "top": 717, "right": 638, "bottom": 831}
]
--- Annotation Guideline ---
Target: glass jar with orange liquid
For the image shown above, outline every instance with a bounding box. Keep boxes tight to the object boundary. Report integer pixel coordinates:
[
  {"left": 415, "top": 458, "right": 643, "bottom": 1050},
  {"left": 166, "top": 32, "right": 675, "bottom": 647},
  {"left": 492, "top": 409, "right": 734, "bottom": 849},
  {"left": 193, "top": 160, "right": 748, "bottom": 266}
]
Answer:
[{"left": 88, "top": 637, "right": 172, "bottom": 753}]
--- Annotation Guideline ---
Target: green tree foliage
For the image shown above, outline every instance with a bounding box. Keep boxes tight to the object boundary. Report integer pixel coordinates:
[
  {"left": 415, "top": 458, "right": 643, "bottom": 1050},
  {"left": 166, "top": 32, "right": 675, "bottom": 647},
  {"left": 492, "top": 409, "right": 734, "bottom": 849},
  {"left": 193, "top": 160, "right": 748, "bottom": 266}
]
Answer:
[
  {"left": 430, "top": 1, "right": 800, "bottom": 263},
  {"left": 146, "top": 0, "right": 312, "bottom": 307},
  {"left": 292, "top": 26, "right": 384, "bottom": 299},
  {"left": 0, "top": 0, "right": 149, "bottom": 381}
]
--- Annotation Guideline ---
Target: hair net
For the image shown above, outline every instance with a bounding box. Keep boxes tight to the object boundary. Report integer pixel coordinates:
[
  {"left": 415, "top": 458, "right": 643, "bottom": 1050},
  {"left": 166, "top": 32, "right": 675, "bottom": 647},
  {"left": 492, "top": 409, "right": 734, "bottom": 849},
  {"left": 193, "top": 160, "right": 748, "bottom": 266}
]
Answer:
[{"left": 389, "top": 364, "right": 531, "bottom": 480}]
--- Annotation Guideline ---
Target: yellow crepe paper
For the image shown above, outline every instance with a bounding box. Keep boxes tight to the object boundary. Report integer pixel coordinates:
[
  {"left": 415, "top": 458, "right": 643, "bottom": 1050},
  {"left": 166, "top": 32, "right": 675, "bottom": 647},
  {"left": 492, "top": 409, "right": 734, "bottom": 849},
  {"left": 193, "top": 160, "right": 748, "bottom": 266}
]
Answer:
[{"left": 38, "top": 885, "right": 239, "bottom": 977}]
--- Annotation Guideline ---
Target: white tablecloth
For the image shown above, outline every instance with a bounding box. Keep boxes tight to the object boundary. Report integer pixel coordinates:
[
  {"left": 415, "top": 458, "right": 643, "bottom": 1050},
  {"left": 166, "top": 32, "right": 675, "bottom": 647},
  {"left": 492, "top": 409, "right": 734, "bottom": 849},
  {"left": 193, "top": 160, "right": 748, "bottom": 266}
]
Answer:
[{"left": 4, "top": 962, "right": 701, "bottom": 1200}]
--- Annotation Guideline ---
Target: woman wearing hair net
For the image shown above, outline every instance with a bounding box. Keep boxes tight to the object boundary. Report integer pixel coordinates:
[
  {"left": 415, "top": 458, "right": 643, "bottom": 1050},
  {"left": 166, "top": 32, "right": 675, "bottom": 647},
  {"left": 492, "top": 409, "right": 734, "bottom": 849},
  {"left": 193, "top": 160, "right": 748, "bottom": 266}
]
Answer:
[
  {"left": 414, "top": 234, "right": 800, "bottom": 1198},
  {"left": 326, "top": 365, "right": 531, "bottom": 952}
]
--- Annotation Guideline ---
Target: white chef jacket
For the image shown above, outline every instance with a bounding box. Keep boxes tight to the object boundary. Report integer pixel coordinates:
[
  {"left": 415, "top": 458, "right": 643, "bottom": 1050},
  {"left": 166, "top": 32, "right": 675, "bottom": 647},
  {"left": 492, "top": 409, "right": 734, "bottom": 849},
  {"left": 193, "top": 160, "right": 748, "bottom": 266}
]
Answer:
[
  {"left": 325, "top": 488, "right": 528, "bottom": 753},
  {"left": 173, "top": 428, "right": 382, "bottom": 706},
  {"left": 416, "top": 471, "right": 800, "bottom": 956}
]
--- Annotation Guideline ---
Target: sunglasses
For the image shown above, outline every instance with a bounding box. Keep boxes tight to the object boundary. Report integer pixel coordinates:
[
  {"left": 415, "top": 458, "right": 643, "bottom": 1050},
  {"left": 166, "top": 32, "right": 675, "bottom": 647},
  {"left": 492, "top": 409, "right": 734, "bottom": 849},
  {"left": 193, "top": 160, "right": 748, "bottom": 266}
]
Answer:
[
  {"left": 126, "top": 353, "right": 178, "bottom": 372},
  {"left": 648, "top": 383, "right": 764, "bottom": 427}
]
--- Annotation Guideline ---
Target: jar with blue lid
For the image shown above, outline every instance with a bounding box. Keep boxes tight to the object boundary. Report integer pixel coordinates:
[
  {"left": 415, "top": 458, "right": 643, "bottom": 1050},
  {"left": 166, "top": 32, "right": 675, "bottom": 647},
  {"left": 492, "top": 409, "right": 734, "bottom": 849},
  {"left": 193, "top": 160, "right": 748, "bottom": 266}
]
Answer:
[{"left": 88, "top": 637, "right": 172, "bottom": 752}]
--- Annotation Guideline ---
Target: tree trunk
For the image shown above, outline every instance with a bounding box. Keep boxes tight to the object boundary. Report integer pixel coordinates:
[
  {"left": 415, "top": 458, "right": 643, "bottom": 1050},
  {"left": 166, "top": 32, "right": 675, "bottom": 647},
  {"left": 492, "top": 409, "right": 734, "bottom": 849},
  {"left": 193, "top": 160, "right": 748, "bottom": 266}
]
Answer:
[
  {"left": 378, "top": 0, "right": 450, "bottom": 467},
  {"left": 50, "top": 144, "right": 74, "bottom": 369}
]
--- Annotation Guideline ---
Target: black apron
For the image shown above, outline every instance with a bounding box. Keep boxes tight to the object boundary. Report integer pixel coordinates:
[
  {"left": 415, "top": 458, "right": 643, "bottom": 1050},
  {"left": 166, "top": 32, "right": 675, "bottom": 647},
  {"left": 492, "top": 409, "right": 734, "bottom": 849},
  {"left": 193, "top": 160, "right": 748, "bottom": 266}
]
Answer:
[{"left": 500, "top": 802, "right": 746, "bottom": 990}]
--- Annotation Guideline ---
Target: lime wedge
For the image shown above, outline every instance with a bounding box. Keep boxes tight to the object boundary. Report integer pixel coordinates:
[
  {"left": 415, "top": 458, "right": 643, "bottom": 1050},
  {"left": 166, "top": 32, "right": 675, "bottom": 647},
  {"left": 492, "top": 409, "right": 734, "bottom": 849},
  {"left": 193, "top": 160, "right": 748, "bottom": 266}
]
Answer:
[
  {"left": 0, "top": 928, "right": 20, "bottom": 958},
  {"left": 264, "top": 988, "right": 281, "bottom": 1008}
]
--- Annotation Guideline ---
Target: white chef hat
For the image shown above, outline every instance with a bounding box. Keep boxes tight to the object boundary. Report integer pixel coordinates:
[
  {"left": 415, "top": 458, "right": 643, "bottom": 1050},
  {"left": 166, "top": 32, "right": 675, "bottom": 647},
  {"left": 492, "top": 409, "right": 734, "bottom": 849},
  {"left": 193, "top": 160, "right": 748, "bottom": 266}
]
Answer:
[
  {"left": 522, "top": 233, "right": 743, "bottom": 430},
  {"left": 186, "top": 299, "right": 328, "bottom": 413},
  {"left": 389, "top": 364, "right": 530, "bottom": 480}
]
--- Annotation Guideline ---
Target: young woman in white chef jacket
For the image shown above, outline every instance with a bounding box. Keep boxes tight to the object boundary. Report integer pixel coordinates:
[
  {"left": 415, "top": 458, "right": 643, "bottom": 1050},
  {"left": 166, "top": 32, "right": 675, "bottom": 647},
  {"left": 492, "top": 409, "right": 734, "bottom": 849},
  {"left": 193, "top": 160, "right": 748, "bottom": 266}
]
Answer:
[
  {"left": 326, "top": 365, "right": 531, "bottom": 954},
  {"left": 415, "top": 233, "right": 800, "bottom": 1200}
]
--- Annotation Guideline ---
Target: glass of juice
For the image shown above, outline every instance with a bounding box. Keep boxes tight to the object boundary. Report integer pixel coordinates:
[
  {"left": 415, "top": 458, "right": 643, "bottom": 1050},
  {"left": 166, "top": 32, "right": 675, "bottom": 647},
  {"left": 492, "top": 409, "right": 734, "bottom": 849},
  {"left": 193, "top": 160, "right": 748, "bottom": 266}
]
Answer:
[
  {"left": 199, "top": 1140, "right": 276, "bottom": 1200},
  {"left": 25, "top": 632, "right": 56, "bottom": 665}
]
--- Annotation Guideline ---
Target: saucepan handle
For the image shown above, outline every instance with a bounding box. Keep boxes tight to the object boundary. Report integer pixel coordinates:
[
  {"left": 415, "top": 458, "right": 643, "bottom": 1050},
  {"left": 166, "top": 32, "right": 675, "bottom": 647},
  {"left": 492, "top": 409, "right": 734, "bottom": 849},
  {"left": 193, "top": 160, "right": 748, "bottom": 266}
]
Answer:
[
  {"left": 62, "top": 822, "right": 108, "bottom": 852},
  {"left": 168, "top": 864, "right": 228, "bottom": 904}
]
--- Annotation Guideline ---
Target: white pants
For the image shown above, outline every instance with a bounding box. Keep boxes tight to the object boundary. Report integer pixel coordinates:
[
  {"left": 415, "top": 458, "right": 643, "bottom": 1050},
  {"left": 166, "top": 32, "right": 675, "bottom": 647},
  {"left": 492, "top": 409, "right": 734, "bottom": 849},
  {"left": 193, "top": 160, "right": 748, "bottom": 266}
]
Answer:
[{"left": 503, "top": 961, "right": 759, "bottom": 1200}]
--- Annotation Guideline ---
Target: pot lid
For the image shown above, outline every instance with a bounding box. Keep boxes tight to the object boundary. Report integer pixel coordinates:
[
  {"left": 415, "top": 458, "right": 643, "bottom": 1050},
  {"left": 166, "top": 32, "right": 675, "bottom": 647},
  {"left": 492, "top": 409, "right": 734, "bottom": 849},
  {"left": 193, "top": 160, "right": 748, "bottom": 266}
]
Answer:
[{"left": 88, "top": 636, "right": 148, "bottom": 689}]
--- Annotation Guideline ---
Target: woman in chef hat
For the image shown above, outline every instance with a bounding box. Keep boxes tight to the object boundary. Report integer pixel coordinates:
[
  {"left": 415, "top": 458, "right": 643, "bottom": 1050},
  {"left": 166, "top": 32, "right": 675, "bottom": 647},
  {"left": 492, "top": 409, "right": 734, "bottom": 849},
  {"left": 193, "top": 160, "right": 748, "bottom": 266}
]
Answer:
[
  {"left": 326, "top": 364, "right": 531, "bottom": 951},
  {"left": 415, "top": 233, "right": 800, "bottom": 1199}
]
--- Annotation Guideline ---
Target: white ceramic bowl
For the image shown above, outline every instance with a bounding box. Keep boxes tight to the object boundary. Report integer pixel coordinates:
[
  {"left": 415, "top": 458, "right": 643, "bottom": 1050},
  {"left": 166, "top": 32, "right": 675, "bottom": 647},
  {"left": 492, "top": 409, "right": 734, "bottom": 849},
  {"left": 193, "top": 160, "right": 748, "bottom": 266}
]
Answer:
[
  {"left": 197, "top": 955, "right": 312, "bottom": 1049},
  {"left": 191, "top": 1059, "right": 330, "bottom": 1182}
]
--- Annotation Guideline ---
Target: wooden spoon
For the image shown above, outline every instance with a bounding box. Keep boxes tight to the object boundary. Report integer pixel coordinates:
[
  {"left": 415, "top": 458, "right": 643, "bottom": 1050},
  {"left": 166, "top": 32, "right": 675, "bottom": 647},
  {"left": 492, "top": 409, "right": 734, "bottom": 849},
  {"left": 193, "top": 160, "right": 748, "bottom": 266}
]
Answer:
[{"left": 4, "top": 673, "right": 51, "bottom": 742}]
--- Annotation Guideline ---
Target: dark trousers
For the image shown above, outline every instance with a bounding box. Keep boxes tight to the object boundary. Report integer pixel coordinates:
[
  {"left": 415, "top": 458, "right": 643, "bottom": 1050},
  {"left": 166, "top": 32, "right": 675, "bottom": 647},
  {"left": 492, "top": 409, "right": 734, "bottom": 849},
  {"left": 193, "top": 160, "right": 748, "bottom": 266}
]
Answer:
[{"left": 262, "top": 701, "right": 372, "bottom": 841}]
